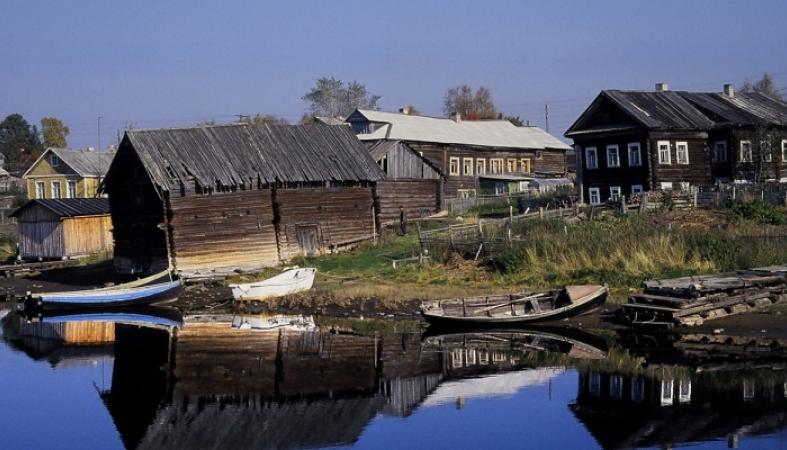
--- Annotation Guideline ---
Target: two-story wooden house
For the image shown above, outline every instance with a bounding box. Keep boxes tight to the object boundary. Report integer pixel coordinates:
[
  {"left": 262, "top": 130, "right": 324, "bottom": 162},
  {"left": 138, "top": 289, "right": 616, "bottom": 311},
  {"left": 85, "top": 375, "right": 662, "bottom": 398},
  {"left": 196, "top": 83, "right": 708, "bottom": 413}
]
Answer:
[
  {"left": 566, "top": 84, "right": 787, "bottom": 204},
  {"left": 23, "top": 148, "right": 115, "bottom": 199},
  {"left": 346, "top": 109, "right": 571, "bottom": 198}
]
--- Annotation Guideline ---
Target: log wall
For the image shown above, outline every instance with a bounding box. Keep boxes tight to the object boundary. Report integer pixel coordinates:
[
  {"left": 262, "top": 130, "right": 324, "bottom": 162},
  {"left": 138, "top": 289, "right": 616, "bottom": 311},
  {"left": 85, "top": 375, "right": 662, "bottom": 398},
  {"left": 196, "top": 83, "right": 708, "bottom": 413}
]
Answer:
[
  {"left": 375, "top": 180, "right": 440, "bottom": 224},
  {"left": 169, "top": 190, "right": 278, "bottom": 276}
]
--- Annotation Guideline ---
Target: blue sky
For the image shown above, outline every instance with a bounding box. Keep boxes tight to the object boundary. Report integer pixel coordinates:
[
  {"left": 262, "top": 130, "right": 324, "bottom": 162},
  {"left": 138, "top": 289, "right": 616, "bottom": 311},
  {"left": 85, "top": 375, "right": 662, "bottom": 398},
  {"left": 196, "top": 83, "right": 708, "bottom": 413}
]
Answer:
[{"left": 2, "top": 0, "right": 786, "bottom": 148}]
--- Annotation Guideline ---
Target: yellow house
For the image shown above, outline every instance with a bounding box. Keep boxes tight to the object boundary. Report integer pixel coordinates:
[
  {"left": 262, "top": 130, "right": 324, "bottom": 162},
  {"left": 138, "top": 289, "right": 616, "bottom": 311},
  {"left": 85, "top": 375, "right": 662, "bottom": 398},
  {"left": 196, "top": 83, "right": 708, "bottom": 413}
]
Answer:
[{"left": 23, "top": 148, "right": 115, "bottom": 199}]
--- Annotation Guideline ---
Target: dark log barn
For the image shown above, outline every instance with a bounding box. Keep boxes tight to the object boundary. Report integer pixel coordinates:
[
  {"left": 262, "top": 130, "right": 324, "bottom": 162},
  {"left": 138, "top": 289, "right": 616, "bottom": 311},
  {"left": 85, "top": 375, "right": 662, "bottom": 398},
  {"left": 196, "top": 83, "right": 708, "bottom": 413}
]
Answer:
[
  {"left": 11, "top": 198, "right": 113, "bottom": 260},
  {"left": 566, "top": 83, "right": 787, "bottom": 204},
  {"left": 103, "top": 124, "right": 384, "bottom": 277}
]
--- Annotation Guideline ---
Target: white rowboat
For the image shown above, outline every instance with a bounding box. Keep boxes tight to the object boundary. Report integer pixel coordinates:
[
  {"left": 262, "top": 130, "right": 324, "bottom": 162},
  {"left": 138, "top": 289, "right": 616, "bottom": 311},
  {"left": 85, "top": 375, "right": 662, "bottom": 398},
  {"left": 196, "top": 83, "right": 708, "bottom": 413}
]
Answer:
[{"left": 230, "top": 267, "right": 317, "bottom": 301}]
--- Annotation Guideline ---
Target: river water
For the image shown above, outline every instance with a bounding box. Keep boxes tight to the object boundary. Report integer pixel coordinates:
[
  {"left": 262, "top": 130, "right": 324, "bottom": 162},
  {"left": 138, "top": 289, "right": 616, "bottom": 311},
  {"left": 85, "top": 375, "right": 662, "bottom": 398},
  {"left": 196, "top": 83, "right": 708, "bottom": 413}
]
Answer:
[{"left": 1, "top": 308, "right": 786, "bottom": 450}]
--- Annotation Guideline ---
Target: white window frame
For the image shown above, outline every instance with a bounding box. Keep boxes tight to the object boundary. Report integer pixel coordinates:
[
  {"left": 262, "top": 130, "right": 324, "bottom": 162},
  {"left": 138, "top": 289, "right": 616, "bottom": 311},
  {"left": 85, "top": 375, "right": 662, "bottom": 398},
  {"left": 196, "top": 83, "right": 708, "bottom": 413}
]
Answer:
[
  {"left": 657, "top": 141, "right": 671, "bottom": 165},
  {"left": 67, "top": 180, "right": 77, "bottom": 199},
  {"left": 609, "top": 186, "right": 621, "bottom": 201},
  {"left": 713, "top": 141, "right": 727, "bottom": 162},
  {"left": 535, "top": 150, "right": 543, "bottom": 160},
  {"left": 661, "top": 379, "right": 674, "bottom": 406},
  {"left": 475, "top": 158, "right": 486, "bottom": 175},
  {"left": 588, "top": 187, "right": 601, "bottom": 205},
  {"left": 660, "top": 182, "right": 673, "bottom": 191},
  {"left": 678, "top": 379, "right": 691, "bottom": 404},
  {"left": 631, "top": 184, "right": 644, "bottom": 194},
  {"left": 449, "top": 157, "right": 460, "bottom": 176},
  {"left": 51, "top": 180, "right": 61, "bottom": 199},
  {"left": 462, "top": 157, "right": 474, "bottom": 176},
  {"left": 680, "top": 181, "right": 691, "bottom": 191},
  {"left": 585, "top": 147, "right": 598, "bottom": 169},
  {"left": 627, "top": 142, "right": 641, "bottom": 166},
  {"left": 782, "top": 140, "right": 787, "bottom": 162},
  {"left": 676, "top": 141, "right": 689, "bottom": 165},
  {"left": 50, "top": 154, "right": 60, "bottom": 167},
  {"left": 520, "top": 158, "right": 531, "bottom": 174},
  {"left": 506, "top": 158, "right": 518, "bottom": 173},
  {"left": 490, "top": 158, "right": 504, "bottom": 174},
  {"left": 606, "top": 145, "right": 620, "bottom": 168},
  {"left": 35, "top": 181, "right": 46, "bottom": 199},
  {"left": 740, "top": 140, "right": 753, "bottom": 163}
]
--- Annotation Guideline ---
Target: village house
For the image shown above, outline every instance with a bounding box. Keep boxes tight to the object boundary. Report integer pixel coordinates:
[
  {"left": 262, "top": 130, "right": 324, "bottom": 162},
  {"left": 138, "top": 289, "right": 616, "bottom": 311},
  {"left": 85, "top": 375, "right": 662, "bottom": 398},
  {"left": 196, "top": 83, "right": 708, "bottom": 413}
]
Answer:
[
  {"left": 103, "top": 124, "right": 384, "bottom": 277},
  {"left": 345, "top": 108, "right": 572, "bottom": 198},
  {"left": 10, "top": 198, "right": 113, "bottom": 260},
  {"left": 23, "top": 147, "right": 115, "bottom": 200},
  {"left": 566, "top": 83, "right": 787, "bottom": 205}
]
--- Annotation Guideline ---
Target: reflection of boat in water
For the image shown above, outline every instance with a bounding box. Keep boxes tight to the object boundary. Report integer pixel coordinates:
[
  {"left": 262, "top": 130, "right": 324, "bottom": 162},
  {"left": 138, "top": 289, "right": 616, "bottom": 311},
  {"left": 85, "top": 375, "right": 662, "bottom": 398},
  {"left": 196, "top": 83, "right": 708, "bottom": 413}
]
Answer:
[
  {"left": 231, "top": 314, "right": 316, "bottom": 331},
  {"left": 25, "top": 270, "right": 183, "bottom": 309},
  {"left": 421, "top": 285, "right": 608, "bottom": 325}
]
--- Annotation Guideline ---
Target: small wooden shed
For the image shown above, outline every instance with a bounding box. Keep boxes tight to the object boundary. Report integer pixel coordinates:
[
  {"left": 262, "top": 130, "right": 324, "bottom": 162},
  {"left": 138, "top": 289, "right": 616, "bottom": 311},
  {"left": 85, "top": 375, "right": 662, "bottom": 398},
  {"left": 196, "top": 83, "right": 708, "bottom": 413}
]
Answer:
[{"left": 11, "top": 198, "right": 113, "bottom": 260}]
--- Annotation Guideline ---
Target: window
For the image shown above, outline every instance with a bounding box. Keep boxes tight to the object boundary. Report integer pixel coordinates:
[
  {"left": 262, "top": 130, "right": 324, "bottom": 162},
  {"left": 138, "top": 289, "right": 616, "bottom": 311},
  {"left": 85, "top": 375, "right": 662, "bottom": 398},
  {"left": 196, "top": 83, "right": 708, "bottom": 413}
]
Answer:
[
  {"left": 50, "top": 154, "right": 60, "bottom": 167},
  {"left": 588, "top": 373, "right": 601, "bottom": 396},
  {"left": 762, "top": 141, "right": 773, "bottom": 162},
  {"left": 631, "top": 184, "right": 644, "bottom": 194},
  {"left": 478, "top": 350, "right": 489, "bottom": 365},
  {"left": 585, "top": 147, "right": 598, "bottom": 169},
  {"left": 465, "top": 349, "right": 476, "bottom": 366},
  {"left": 51, "top": 181, "right": 61, "bottom": 199},
  {"left": 378, "top": 155, "right": 388, "bottom": 174},
  {"left": 680, "top": 181, "right": 690, "bottom": 191},
  {"left": 507, "top": 159, "right": 517, "bottom": 173},
  {"left": 740, "top": 141, "right": 753, "bottom": 162},
  {"left": 67, "top": 180, "right": 77, "bottom": 198},
  {"left": 610, "top": 375, "right": 624, "bottom": 399},
  {"left": 494, "top": 182, "right": 506, "bottom": 196},
  {"left": 743, "top": 379, "right": 755, "bottom": 402},
  {"left": 609, "top": 186, "right": 621, "bottom": 201},
  {"left": 449, "top": 157, "right": 460, "bottom": 176},
  {"left": 628, "top": 143, "right": 641, "bottom": 166},
  {"left": 535, "top": 150, "right": 543, "bottom": 160},
  {"left": 35, "top": 181, "right": 45, "bottom": 199},
  {"left": 679, "top": 379, "right": 691, "bottom": 403},
  {"left": 606, "top": 145, "right": 620, "bottom": 168},
  {"left": 475, "top": 158, "right": 486, "bottom": 175},
  {"left": 588, "top": 187, "right": 601, "bottom": 205},
  {"left": 520, "top": 158, "right": 531, "bottom": 174},
  {"left": 490, "top": 158, "right": 503, "bottom": 174},
  {"left": 631, "top": 377, "right": 645, "bottom": 402},
  {"left": 661, "top": 379, "right": 674, "bottom": 406},
  {"left": 782, "top": 140, "right": 787, "bottom": 162},
  {"left": 657, "top": 141, "right": 671, "bottom": 164},
  {"left": 458, "top": 189, "right": 476, "bottom": 198},
  {"left": 463, "top": 158, "right": 474, "bottom": 176},
  {"left": 660, "top": 182, "right": 673, "bottom": 191},
  {"left": 713, "top": 141, "right": 727, "bottom": 162},
  {"left": 451, "top": 349, "right": 463, "bottom": 368},
  {"left": 676, "top": 142, "right": 689, "bottom": 164}
]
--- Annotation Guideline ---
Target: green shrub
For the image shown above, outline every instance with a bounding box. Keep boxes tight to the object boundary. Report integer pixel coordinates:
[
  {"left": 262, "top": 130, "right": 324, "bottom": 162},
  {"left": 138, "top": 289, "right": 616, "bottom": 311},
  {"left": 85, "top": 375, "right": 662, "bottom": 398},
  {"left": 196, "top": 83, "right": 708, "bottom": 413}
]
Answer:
[{"left": 731, "top": 200, "right": 787, "bottom": 225}]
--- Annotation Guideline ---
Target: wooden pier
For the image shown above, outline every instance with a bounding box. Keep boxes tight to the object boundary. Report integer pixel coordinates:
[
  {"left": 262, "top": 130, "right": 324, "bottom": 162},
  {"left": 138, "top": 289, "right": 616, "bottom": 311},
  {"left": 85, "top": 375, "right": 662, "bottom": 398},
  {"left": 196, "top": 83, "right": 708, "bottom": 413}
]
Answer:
[{"left": 622, "top": 266, "right": 787, "bottom": 327}]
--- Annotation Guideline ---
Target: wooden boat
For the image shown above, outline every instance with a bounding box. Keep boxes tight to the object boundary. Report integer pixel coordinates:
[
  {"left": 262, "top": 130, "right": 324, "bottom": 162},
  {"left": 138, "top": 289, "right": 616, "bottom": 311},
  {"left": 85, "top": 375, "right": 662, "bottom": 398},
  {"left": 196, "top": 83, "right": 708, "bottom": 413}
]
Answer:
[
  {"left": 229, "top": 267, "right": 317, "bottom": 301},
  {"left": 37, "top": 307, "right": 184, "bottom": 331},
  {"left": 421, "top": 285, "right": 608, "bottom": 325},
  {"left": 231, "top": 314, "right": 316, "bottom": 332},
  {"left": 26, "top": 270, "right": 183, "bottom": 309}
]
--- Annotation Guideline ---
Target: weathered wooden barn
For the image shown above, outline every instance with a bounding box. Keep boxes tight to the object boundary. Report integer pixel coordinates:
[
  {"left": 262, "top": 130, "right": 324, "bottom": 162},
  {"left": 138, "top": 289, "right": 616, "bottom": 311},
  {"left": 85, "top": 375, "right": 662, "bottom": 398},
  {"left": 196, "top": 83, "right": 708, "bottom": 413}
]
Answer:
[
  {"left": 566, "top": 83, "right": 787, "bottom": 204},
  {"left": 346, "top": 108, "right": 572, "bottom": 198},
  {"left": 103, "top": 124, "right": 384, "bottom": 277},
  {"left": 10, "top": 198, "right": 113, "bottom": 260}
]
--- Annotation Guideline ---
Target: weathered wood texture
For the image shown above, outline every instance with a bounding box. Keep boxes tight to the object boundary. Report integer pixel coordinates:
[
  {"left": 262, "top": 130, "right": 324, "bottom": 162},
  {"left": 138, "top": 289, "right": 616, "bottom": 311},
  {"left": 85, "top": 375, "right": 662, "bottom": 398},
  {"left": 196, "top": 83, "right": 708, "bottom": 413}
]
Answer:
[
  {"left": 276, "top": 186, "right": 375, "bottom": 259},
  {"left": 15, "top": 320, "right": 115, "bottom": 344},
  {"left": 15, "top": 203, "right": 112, "bottom": 259},
  {"left": 169, "top": 190, "right": 278, "bottom": 275},
  {"left": 61, "top": 216, "right": 113, "bottom": 256},
  {"left": 375, "top": 180, "right": 440, "bottom": 224},
  {"left": 369, "top": 141, "right": 441, "bottom": 180}
]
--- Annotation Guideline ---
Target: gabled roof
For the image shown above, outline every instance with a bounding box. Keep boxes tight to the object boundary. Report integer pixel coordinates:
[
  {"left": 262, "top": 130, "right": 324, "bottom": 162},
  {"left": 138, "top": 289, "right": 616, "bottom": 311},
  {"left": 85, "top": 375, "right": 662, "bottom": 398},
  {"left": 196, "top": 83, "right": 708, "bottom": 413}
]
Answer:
[
  {"left": 350, "top": 109, "right": 571, "bottom": 151},
  {"left": 367, "top": 140, "right": 444, "bottom": 176},
  {"left": 679, "top": 91, "right": 787, "bottom": 126},
  {"left": 109, "top": 123, "right": 384, "bottom": 192},
  {"left": 10, "top": 198, "right": 110, "bottom": 218},
  {"left": 23, "top": 148, "right": 115, "bottom": 178}
]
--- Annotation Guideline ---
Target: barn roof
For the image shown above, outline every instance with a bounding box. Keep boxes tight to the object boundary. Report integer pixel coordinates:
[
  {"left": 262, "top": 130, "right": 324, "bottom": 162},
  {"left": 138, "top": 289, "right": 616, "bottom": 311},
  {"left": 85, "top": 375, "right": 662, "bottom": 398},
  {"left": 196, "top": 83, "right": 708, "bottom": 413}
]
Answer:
[
  {"left": 23, "top": 148, "right": 115, "bottom": 178},
  {"left": 600, "top": 90, "right": 715, "bottom": 130},
  {"left": 112, "top": 124, "right": 384, "bottom": 192},
  {"left": 351, "top": 109, "right": 571, "bottom": 151},
  {"left": 10, "top": 198, "right": 110, "bottom": 218},
  {"left": 679, "top": 91, "right": 787, "bottom": 126}
]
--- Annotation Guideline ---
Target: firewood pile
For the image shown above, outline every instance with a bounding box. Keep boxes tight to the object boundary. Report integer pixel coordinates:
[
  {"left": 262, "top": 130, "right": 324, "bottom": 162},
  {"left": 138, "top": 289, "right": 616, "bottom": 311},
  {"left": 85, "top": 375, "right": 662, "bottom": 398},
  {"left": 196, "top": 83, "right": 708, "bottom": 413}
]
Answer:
[{"left": 622, "top": 266, "right": 787, "bottom": 327}]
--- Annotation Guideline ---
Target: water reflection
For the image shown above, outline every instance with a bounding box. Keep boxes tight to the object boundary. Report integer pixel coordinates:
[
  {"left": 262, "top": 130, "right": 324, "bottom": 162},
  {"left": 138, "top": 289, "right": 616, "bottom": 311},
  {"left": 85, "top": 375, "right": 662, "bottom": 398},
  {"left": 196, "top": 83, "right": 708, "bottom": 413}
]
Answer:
[{"left": 2, "top": 310, "right": 787, "bottom": 449}]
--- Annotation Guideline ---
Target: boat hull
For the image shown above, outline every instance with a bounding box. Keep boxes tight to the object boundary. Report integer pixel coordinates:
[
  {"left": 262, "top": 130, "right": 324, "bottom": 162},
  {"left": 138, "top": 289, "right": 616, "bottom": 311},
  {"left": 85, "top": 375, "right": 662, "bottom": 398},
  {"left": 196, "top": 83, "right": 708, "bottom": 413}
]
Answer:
[
  {"left": 28, "top": 280, "right": 183, "bottom": 310},
  {"left": 230, "top": 268, "right": 316, "bottom": 301},
  {"left": 421, "top": 286, "right": 607, "bottom": 326}
]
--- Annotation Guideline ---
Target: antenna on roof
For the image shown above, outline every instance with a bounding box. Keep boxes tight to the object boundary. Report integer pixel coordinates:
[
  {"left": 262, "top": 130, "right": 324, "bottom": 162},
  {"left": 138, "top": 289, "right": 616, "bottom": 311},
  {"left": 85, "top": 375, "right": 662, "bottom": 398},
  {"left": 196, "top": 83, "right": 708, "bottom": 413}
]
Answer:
[{"left": 544, "top": 104, "right": 549, "bottom": 133}]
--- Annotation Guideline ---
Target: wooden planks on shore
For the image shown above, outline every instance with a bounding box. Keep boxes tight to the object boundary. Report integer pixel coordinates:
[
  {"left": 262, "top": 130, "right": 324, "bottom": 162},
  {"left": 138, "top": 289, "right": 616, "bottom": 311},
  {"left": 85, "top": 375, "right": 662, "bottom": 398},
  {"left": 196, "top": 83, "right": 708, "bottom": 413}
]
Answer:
[{"left": 623, "top": 266, "right": 787, "bottom": 327}]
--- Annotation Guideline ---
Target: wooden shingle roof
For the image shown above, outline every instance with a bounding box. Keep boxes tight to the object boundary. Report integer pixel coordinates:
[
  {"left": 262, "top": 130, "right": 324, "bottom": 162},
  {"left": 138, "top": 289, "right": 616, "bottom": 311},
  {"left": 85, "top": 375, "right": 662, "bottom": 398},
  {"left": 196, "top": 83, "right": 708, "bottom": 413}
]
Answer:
[{"left": 112, "top": 123, "right": 384, "bottom": 192}]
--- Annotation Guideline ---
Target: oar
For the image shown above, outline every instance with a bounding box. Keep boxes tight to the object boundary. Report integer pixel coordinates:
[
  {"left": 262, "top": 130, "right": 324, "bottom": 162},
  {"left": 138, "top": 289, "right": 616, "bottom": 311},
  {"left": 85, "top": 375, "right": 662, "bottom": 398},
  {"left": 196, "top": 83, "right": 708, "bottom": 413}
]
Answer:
[{"left": 473, "top": 293, "right": 550, "bottom": 315}]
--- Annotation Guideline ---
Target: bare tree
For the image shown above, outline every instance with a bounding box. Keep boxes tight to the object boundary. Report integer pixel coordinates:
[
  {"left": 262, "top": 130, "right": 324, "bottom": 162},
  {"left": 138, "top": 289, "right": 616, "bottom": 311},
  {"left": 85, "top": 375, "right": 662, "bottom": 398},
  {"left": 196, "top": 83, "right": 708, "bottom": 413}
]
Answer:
[
  {"left": 302, "top": 77, "right": 380, "bottom": 118},
  {"left": 739, "top": 73, "right": 783, "bottom": 101},
  {"left": 442, "top": 85, "right": 499, "bottom": 120}
]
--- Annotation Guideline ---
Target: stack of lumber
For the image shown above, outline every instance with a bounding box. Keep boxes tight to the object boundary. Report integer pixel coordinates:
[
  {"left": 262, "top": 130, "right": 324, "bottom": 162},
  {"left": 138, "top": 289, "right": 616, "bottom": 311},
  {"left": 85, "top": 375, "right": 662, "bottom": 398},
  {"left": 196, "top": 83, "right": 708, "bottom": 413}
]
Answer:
[{"left": 623, "top": 266, "right": 787, "bottom": 327}]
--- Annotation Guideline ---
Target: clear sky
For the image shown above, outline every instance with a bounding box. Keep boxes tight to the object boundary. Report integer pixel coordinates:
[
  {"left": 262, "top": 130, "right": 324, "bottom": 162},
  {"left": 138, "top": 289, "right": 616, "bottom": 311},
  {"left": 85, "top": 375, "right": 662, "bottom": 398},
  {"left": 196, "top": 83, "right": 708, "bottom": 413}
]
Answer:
[{"left": 2, "top": 0, "right": 786, "bottom": 148}]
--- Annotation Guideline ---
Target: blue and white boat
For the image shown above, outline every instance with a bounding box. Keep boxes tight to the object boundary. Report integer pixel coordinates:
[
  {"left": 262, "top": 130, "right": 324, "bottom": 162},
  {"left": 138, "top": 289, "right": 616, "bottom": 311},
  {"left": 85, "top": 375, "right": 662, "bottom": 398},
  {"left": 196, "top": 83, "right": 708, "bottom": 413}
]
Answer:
[{"left": 27, "top": 271, "right": 183, "bottom": 309}]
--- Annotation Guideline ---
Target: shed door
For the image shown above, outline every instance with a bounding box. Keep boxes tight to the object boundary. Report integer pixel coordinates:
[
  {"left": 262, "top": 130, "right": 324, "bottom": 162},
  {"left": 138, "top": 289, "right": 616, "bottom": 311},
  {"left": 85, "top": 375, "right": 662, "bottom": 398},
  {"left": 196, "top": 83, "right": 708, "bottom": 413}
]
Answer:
[{"left": 295, "top": 224, "right": 322, "bottom": 257}]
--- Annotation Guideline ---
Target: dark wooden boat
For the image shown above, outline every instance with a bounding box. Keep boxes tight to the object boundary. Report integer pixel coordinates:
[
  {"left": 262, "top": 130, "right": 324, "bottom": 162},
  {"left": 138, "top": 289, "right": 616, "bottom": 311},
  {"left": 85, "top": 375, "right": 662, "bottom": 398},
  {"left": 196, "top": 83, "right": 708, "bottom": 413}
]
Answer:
[{"left": 421, "top": 285, "right": 608, "bottom": 325}]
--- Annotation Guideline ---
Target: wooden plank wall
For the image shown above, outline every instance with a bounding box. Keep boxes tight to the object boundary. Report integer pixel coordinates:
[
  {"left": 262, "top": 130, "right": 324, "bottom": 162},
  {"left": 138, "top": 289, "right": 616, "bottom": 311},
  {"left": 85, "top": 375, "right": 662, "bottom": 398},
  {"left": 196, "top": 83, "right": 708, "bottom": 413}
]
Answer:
[
  {"left": 380, "top": 143, "right": 441, "bottom": 180},
  {"left": 62, "top": 215, "right": 113, "bottom": 257},
  {"left": 375, "top": 180, "right": 440, "bottom": 224},
  {"left": 169, "top": 189, "right": 278, "bottom": 275},
  {"left": 276, "top": 186, "right": 375, "bottom": 259},
  {"left": 16, "top": 320, "right": 115, "bottom": 344},
  {"left": 17, "top": 221, "right": 64, "bottom": 259}
]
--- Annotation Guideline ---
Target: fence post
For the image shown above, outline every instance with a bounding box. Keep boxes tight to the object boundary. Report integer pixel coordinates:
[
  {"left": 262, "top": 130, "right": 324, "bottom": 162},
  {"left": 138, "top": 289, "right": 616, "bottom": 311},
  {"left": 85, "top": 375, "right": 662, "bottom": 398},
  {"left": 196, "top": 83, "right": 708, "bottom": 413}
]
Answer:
[
  {"left": 620, "top": 195, "right": 627, "bottom": 214},
  {"left": 693, "top": 191, "right": 698, "bottom": 208},
  {"left": 539, "top": 207, "right": 544, "bottom": 220},
  {"left": 732, "top": 186, "right": 736, "bottom": 201}
]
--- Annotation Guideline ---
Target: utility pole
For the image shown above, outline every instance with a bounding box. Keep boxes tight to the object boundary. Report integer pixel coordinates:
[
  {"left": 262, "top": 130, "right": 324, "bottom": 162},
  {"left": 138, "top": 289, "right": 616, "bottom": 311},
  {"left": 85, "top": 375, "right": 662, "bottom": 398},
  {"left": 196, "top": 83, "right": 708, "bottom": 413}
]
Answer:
[
  {"left": 97, "top": 116, "right": 103, "bottom": 150},
  {"left": 544, "top": 104, "right": 549, "bottom": 133}
]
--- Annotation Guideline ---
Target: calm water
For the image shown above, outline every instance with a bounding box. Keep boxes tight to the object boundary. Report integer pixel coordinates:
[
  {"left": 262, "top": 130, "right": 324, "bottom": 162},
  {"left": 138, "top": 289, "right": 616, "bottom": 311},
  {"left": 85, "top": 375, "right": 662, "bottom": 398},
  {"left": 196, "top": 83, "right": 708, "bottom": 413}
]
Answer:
[{"left": 2, "top": 308, "right": 787, "bottom": 450}]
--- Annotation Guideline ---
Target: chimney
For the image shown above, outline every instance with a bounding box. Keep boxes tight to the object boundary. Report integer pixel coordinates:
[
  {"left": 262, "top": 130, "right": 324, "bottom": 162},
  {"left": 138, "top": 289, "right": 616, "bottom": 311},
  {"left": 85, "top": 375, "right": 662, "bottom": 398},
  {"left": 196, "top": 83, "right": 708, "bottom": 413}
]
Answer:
[
  {"left": 655, "top": 82, "right": 669, "bottom": 92},
  {"left": 723, "top": 83, "right": 735, "bottom": 98},
  {"left": 398, "top": 106, "right": 412, "bottom": 115},
  {"left": 451, "top": 112, "right": 462, "bottom": 123}
]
